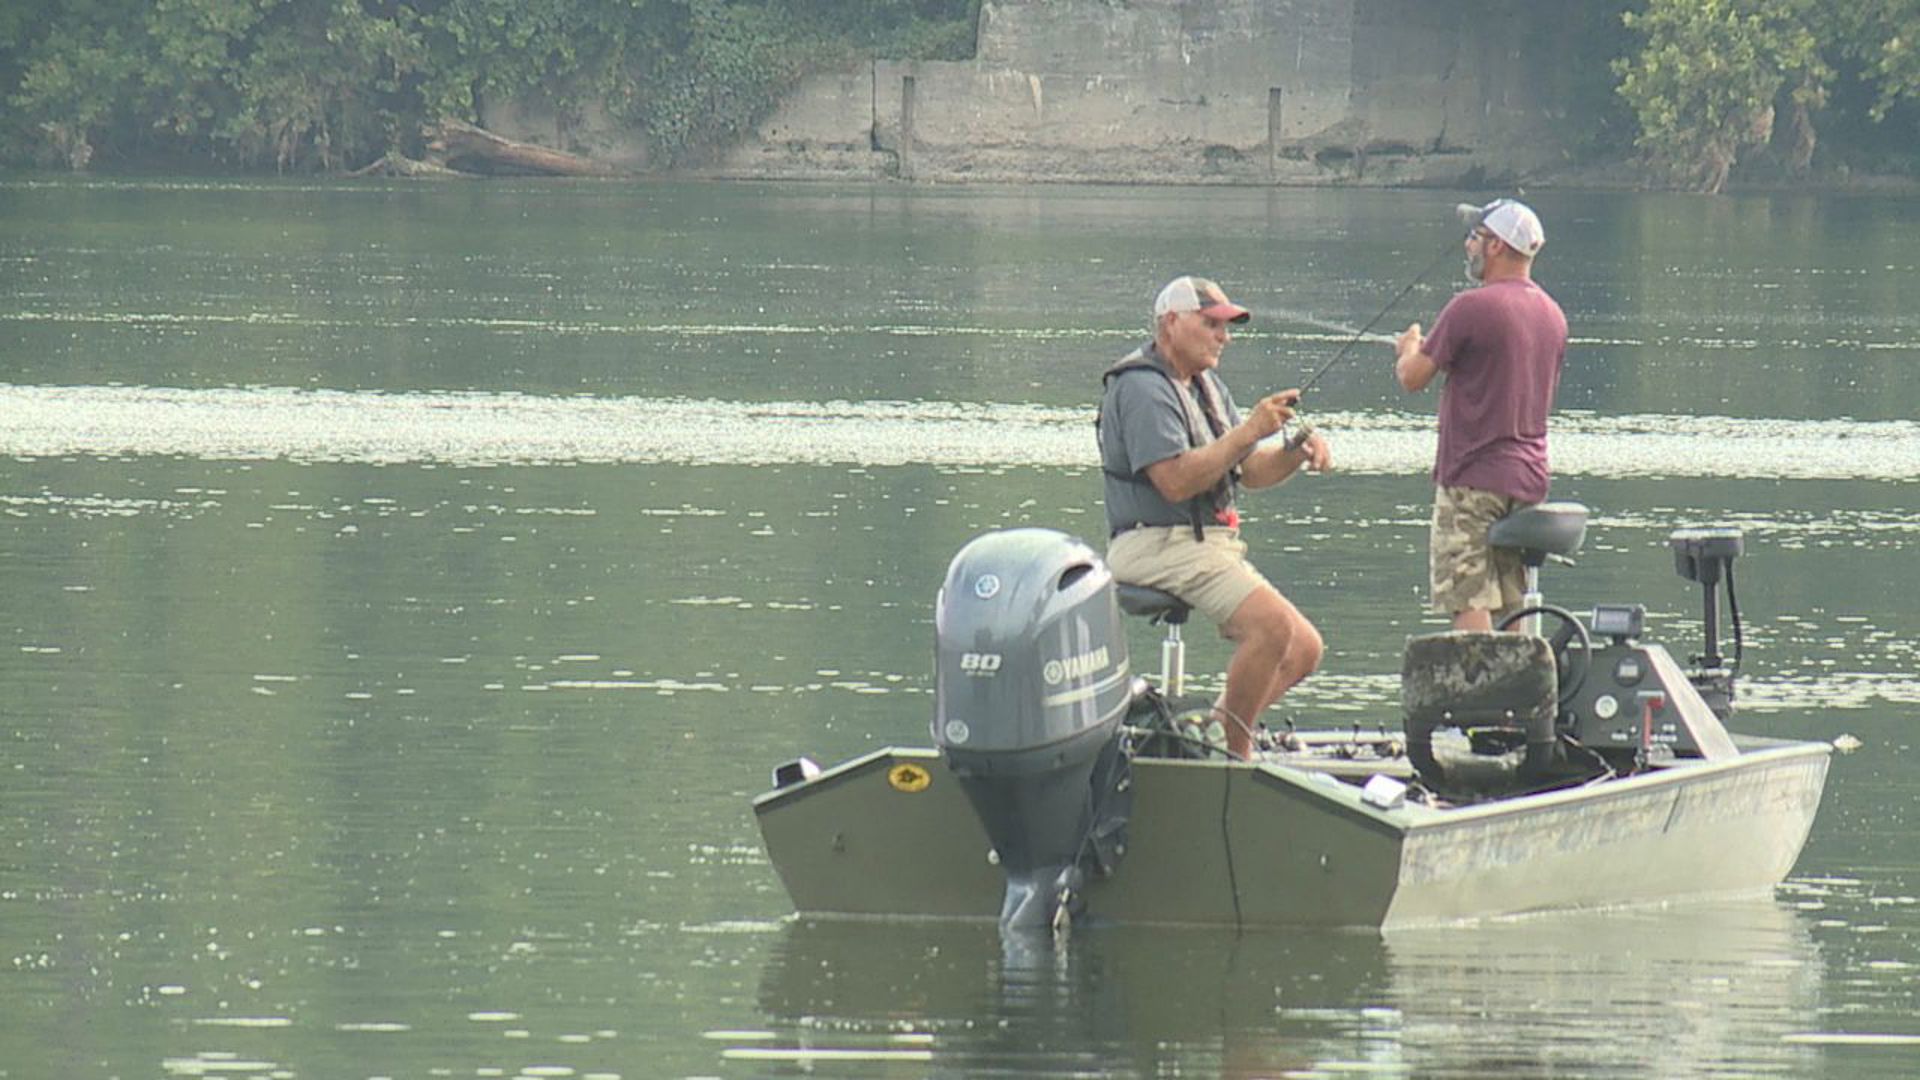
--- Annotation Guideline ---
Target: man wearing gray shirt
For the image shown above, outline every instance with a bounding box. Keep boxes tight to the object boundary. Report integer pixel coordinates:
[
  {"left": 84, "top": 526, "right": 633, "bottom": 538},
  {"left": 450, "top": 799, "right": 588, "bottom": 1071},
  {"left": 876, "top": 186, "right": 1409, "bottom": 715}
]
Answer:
[{"left": 1098, "top": 275, "right": 1331, "bottom": 759}]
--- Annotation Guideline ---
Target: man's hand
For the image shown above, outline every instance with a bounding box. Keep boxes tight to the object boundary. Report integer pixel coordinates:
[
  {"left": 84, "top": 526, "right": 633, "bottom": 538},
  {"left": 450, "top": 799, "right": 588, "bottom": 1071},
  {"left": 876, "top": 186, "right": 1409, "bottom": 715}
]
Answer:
[
  {"left": 1297, "top": 429, "right": 1332, "bottom": 472},
  {"left": 1395, "top": 322, "right": 1424, "bottom": 361},
  {"left": 1394, "top": 323, "right": 1438, "bottom": 392},
  {"left": 1244, "top": 389, "right": 1301, "bottom": 440},
  {"left": 1238, "top": 416, "right": 1328, "bottom": 489}
]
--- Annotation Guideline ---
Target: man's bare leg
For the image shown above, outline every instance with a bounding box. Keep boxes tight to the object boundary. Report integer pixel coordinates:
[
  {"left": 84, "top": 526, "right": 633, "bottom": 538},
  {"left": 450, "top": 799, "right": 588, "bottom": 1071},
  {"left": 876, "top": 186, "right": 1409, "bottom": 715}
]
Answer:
[
  {"left": 1453, "top": 608, "right": 1493, "bottom": 631},
  {"left": 1215, "top": 586, "right": 1324, "bottom": 759},
  {"left": 1258, "top": 616, "right": 1325, "bottom": 722}
]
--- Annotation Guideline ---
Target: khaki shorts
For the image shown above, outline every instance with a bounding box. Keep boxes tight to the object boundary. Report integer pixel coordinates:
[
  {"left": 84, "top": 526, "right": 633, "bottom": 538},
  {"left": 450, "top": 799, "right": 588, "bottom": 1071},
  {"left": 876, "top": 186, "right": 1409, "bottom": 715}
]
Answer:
[
  {"left": 1106, "top": 525, "right": 1270, "bottom": 630},
  {"left": 1430, "top": 486, "right": 1530, "bottom": 617}
]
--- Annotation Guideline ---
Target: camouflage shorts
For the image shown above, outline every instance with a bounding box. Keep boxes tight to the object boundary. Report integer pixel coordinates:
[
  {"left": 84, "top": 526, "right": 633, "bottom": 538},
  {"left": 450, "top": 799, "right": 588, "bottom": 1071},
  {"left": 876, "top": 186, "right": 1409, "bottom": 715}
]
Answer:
[{"left": 1430, "top": 486, "right": 1530, "bottom": 617}]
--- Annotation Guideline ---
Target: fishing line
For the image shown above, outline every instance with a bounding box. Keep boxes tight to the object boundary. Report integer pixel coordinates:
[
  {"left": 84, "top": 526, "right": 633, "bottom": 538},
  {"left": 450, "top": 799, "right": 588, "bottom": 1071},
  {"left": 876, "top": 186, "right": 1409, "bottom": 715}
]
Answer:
[
  {"left": 1210, "top": 702, "right": 1247, "bottom": 929},
  {"left": 1295, "top": 238, "right": 1461, "bottom": 396},
  {"left": 1266, "top": 224, "right": 1466, "bottom": 455},
  {"left": 1261, "top": 308, "right": 1389, "bottom": 342}
]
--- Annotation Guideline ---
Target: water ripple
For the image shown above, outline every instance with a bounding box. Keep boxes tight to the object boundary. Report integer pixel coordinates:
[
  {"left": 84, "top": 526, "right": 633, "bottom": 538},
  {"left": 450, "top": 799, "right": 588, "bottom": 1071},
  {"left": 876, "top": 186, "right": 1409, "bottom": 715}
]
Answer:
[{"left": 2, "top": 384, "right": 1916, "bottom": 480}]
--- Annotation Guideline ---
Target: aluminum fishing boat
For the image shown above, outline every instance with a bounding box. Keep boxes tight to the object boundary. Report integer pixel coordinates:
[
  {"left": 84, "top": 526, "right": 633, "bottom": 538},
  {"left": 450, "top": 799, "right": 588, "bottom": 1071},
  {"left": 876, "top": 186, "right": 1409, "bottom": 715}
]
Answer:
[{"left": 753, "top": 505, "right": 1830, "bottom": 931}]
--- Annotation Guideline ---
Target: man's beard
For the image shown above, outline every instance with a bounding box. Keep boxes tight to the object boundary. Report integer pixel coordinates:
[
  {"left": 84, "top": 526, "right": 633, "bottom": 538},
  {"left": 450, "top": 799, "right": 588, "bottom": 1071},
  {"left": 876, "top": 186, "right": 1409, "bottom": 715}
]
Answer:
[{"left": 1464, "top": 248, "right": 1487, "bottom": 282}]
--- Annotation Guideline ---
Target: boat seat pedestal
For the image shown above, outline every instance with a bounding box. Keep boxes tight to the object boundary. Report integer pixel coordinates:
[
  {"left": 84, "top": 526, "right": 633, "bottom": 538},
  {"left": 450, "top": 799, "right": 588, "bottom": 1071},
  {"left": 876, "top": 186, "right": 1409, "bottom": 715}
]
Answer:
[
  {"left": 1489, "top": 502, "right": 1589, "bottom": 632},
  {"left": 1116, "top": 583, "right": 1192, "bottom": 699}
]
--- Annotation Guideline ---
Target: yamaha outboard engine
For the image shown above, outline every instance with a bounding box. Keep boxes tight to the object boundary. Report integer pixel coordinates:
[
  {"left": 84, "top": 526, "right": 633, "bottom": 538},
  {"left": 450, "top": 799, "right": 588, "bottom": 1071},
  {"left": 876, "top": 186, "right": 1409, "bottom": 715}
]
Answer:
[{"left": 933, "top": 529, "right": 1134, "bottom": 932}]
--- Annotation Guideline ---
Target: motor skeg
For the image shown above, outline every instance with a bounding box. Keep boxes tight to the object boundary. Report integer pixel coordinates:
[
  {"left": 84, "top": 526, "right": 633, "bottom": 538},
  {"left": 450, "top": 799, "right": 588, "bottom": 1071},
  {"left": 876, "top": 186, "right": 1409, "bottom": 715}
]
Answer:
[{"left": 932, "top": 529, "right": 1134, "bottom": 931}]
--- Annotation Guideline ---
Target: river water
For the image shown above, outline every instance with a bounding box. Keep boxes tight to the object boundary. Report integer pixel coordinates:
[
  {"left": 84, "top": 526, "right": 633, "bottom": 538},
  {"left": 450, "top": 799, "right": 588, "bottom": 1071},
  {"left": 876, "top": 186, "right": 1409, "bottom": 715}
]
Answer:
[{"left": 2, "top": 177, "right": 1918, "bottom": 1078}]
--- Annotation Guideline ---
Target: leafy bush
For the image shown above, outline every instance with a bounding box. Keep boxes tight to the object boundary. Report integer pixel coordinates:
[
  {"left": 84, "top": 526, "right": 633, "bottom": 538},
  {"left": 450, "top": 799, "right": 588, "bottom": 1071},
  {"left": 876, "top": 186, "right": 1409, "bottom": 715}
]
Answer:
[
  {"left": 0, "top": 0, "right": 978, "bottom": 172},
  {"left": 1614, "top": 0, "right": 1828, "bottom": 192},
  {"left": 1614, "top": 0, "right": 1920, "bottom": 190}
]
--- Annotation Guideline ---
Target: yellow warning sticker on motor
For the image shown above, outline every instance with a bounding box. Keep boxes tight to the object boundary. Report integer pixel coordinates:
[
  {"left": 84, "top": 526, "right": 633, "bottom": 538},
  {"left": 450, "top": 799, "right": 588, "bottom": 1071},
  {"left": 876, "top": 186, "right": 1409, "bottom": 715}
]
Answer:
[{"left": 887, "top": 763, "right": 932, "bottom": 793}]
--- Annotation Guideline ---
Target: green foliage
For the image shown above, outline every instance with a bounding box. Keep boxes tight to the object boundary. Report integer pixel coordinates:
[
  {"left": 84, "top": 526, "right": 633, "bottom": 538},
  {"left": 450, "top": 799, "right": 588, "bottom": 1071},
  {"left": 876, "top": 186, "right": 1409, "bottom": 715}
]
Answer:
[
  {"left": 1613, "top": 0, "right": 1920, "bottom": 189},
  {"left": 412, "top": 0, "right": 661, "bottom": 122},
  {"left": 218, "top": 3, "right": 427, "bottom": 171},
  {"left": 0, "top": 0, "right": 976, "bottom": 172},
  {"left": 1614, "top": 0, "right": 1829, "bottom": 191},
  {"left": 8, "top": 0, "right": 158, "bottom": 168},
  {"left": 631, "top": 0, "right": 981, "bottom": 167},
  {"left": 11, "top": 25, "right": 138, "bottom": 168},
  {"left": 1822, "top": 0, "right": 1920, "bottom": 120},
  {"left": 637, "top": 1, "right": 810, "bottom": 167}
]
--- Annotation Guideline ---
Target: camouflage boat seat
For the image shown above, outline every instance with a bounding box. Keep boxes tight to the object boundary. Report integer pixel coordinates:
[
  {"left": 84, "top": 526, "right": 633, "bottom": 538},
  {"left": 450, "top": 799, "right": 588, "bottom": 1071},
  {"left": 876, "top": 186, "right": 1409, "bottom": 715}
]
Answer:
[{"left": 1401, "top": 631, "right": 1558, "bottom": 786}]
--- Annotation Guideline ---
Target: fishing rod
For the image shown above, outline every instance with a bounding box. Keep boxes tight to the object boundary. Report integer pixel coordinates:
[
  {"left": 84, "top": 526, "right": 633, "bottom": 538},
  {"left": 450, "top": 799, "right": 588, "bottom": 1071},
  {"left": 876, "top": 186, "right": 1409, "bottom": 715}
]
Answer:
[
  {"left": 1275, "top": 214, "right": 1477, "bottom": 455},
  {"left": 1296, "top": 237, "right": 1462, "bottom": 396}
]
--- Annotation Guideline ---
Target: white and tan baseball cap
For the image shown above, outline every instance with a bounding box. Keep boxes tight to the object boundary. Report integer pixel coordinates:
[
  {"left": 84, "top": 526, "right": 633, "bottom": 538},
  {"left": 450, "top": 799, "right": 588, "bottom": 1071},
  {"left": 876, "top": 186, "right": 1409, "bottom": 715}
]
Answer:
[
  {"left": 1456, "top": 198, "right": 1545, "bottom": 257},
  {"left": 1153, "top": 276, "right": 1250, "bottom": 323}
]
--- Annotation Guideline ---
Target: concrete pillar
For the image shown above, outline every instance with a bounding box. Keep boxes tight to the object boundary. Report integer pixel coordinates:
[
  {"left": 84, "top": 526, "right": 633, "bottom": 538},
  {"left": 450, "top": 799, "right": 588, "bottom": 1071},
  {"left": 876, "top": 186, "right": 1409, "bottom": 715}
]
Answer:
[
  {"left": 901, "top": 75, "right": 917, "bottom": 180},
  {"left": 1267, "top": 87, "right": 1284, "bottom": 182}
]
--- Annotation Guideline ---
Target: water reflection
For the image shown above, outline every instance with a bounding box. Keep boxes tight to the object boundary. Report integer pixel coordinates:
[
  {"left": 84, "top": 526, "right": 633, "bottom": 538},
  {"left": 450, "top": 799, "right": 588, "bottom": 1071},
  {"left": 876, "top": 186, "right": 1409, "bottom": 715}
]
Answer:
[
  {"left": 748, "top": 901, "right": 1821, "bottom": 1078},
  {"left": 1379, "top": 903, "right": 1822, "bottom": 1079}
]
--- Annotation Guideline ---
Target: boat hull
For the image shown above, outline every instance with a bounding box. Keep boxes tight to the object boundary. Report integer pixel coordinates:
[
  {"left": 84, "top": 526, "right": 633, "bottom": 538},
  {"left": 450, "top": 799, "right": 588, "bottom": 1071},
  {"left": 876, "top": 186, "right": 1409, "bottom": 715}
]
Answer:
[{"left": 752, "top": 737, "right": 1831, "bottom": 929}]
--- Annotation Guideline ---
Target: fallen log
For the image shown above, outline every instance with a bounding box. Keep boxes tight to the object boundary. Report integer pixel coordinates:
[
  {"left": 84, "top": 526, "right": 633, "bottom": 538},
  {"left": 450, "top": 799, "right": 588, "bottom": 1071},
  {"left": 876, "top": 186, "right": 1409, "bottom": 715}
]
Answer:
[
  {"left": 348, "top": 151, "right": 471, "bottom": 178},
  {"left": 427, "top": 118, "right": 616, "bottom": 177}
]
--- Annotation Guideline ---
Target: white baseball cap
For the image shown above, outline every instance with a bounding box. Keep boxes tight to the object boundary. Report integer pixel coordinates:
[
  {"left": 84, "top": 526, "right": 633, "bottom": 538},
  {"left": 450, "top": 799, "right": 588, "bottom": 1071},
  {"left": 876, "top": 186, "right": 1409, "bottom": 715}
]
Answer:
[
  {"left": 1456, "top": 198, "right": 1545, "bottom": 257},
  {"left": 1153, "top": 275, "right": 1250, "bottom": 323}
]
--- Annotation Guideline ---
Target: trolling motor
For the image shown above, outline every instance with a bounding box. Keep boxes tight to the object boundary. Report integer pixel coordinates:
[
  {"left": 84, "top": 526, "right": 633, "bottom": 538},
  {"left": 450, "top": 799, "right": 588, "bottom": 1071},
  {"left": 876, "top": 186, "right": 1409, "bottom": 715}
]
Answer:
[
  {"left": 931, "top": 529, "right": 1135, "bottom": 933},
  {"left": 1670, "top": 527, "right": 1745, "bottom": 721}
]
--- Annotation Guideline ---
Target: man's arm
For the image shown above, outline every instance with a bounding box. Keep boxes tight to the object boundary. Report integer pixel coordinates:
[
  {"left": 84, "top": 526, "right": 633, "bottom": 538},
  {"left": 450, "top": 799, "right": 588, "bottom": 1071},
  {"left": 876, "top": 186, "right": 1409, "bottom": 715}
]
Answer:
[
  {"left": 1143, "top": 424, "right": 1261, "bottom": 503},
  {"left": 1395, "top": 322, "right": 1439, "bottom": 392},
  {"left": 1142, "top": 390, "right": 1299, "bottom": 502},
  {"left": 1239, "top": 430, "right": 1330, "bottom": 489}
]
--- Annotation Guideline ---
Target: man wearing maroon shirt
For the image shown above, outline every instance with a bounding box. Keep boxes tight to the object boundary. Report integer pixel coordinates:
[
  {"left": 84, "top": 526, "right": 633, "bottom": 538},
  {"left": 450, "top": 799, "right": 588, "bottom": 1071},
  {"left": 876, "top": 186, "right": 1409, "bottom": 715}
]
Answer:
[{"left": 1393, "top": 199, "right": 1568, "bottom": 631}]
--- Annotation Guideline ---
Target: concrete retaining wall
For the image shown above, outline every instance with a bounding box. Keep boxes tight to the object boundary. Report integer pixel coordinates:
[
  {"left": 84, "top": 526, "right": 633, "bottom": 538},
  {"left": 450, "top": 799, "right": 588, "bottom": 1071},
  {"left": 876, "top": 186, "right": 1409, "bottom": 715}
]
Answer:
[{"left": 716, "top": 0, "right": 1583, "bottom": 185}]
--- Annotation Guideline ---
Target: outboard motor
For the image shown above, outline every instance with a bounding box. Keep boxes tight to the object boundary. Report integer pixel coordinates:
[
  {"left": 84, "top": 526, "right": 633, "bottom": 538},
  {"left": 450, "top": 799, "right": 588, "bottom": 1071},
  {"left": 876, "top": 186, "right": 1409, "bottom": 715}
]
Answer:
[{"left": 933, "top": 529, "right": 1134, "bottom": 932}]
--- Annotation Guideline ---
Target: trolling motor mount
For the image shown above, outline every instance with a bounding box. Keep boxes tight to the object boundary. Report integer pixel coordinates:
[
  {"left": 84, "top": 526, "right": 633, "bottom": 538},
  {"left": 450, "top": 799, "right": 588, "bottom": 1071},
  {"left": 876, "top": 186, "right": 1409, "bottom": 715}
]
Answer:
[{"left": 1670, "top": 527, "right": 1744, "bottom": 720}]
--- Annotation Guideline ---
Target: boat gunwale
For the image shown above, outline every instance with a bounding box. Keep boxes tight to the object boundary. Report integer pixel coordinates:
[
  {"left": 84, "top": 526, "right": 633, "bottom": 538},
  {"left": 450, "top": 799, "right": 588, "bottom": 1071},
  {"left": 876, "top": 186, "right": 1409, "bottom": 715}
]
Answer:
[
  {"left": 1385, "top": 736, "right": 1832, "bottom": 832},
  {"left": 751, "top": 745, "right": 941, "bottom": 814},
  {"left": 754, "top": 735, "right": 1833, "bottom": 832}
]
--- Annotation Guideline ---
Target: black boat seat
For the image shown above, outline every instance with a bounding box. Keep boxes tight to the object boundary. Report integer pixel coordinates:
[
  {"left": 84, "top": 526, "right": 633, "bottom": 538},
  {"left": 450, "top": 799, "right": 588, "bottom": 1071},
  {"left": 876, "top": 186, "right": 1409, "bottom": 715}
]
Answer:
[
  {"left": 1488, "top": 502, "right": 1589, "bottom": 567},
  {"left": 1115, "top": 583, "right": 1191, "bottom": 626}
]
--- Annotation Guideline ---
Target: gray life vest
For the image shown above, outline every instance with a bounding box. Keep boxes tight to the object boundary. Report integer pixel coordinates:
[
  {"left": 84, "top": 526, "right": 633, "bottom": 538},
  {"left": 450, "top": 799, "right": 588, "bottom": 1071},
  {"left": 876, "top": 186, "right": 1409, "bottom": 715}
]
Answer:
[{"left": 1096, "top": 346, "right": 1239, "bottom": 540}]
